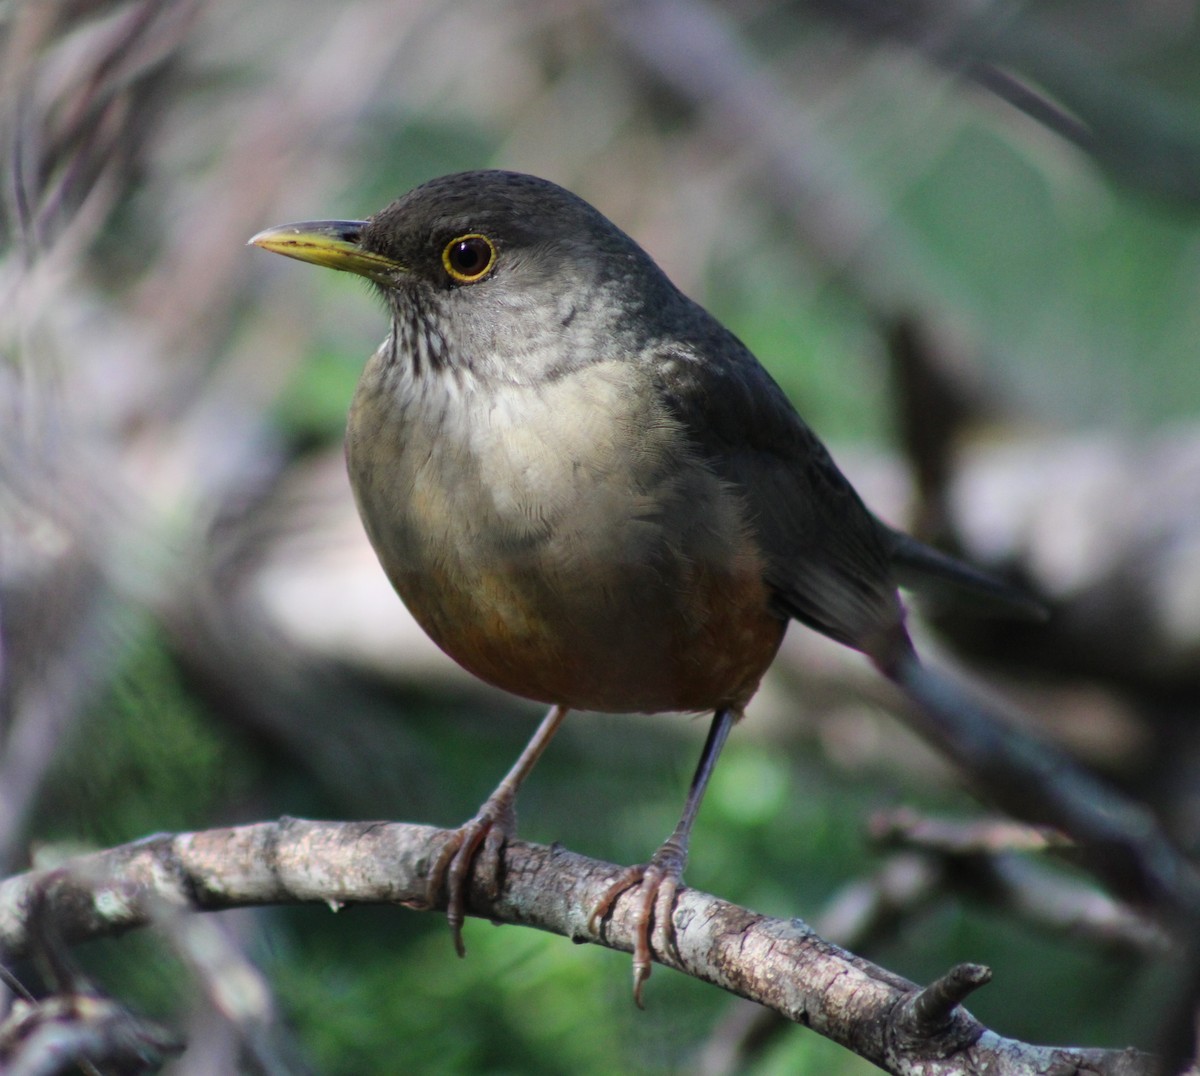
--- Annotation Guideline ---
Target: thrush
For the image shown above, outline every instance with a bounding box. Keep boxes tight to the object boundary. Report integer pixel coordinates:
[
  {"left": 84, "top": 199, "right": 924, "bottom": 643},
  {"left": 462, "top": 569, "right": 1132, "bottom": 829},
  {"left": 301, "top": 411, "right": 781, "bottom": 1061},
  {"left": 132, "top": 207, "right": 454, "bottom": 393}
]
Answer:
[{"left": 250, "top": 170, "right": 1035, "bottom": 1003}]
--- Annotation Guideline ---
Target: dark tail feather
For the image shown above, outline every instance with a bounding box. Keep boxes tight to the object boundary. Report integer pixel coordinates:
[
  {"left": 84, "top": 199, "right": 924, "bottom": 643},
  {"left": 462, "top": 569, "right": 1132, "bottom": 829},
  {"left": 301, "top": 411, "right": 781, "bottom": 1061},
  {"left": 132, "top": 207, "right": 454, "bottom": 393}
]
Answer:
[
  {"left": 882, "top": 647, "right": 1200, "bottom": 919},
  {"left": 884, "top": 527, "right": 1047, "bottom": 621}
]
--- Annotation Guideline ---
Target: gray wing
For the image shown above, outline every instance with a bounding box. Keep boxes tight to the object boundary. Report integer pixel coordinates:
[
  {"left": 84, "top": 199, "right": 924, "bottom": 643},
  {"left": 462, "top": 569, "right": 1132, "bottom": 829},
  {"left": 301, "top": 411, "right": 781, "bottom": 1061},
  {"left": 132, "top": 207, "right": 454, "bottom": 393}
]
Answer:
[{"left": 649, "top": 317, "right": 905, "bottom": 653}]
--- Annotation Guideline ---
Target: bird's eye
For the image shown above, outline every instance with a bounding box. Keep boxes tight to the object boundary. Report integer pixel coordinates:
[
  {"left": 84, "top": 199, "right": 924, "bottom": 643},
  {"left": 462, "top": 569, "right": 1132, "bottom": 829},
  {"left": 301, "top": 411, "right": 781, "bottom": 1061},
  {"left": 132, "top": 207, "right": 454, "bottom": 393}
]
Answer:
[{"left": 442, "top": 234, "right": 496, "bottom": 283}]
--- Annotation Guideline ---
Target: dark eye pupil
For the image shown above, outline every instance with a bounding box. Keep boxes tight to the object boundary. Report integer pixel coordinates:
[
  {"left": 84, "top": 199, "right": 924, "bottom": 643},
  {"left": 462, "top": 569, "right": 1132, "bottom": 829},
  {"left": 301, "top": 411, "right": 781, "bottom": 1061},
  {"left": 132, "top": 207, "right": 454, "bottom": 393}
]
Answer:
[{"left": 452, "top": 239, "right": 486, "bottom": 273}]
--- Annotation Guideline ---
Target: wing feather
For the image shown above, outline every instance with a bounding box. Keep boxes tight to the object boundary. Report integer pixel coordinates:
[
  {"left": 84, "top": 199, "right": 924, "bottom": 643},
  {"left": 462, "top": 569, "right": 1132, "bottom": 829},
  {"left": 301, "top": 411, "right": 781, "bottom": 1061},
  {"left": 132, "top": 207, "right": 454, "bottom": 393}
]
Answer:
[{"left": 648, "top": 315, "right": 905, "bottom": 652}]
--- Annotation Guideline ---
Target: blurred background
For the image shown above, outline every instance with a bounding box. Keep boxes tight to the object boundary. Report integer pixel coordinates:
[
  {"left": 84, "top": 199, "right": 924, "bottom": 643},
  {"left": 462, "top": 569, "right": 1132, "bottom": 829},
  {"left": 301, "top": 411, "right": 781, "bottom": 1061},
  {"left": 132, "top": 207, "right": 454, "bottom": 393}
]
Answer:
[{"left": 3, "top": 1, "right": 1200, "bottom": 1072}]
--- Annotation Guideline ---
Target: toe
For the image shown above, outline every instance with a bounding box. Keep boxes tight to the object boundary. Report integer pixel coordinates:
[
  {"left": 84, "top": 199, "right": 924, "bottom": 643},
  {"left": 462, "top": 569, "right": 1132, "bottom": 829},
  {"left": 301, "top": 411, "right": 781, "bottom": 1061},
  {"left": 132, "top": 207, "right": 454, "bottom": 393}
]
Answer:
[
  {"left": 591, "top": 855, "right": 687, "bottom": 1005},
  {"left": 428, "top": 802, "right": 517, "bottom": 956},
  {"left": 589, "top": 864, "right": 646, "bottom": 933}
]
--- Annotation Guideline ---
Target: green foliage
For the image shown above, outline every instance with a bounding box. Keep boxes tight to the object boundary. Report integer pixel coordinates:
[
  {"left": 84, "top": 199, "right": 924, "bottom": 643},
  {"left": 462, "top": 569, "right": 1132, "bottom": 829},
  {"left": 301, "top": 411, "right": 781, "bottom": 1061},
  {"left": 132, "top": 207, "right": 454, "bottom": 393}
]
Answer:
[
  {"left": 273, "top": 345, "right": 363, "bottom": 446},
  {"left": 896, "top": 122, "right": 1200, "bottom": 425},
  {"left": 30, "top": 629, "right": 257, "bottom": 847}
]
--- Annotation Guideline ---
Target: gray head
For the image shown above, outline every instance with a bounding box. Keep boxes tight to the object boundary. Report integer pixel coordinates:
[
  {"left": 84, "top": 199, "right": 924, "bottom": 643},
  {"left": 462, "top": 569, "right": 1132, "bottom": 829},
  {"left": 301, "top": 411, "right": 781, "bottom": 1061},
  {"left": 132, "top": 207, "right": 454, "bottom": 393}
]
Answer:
[{"left": 250, "top": 170, "right": 695, "bottom": 384}]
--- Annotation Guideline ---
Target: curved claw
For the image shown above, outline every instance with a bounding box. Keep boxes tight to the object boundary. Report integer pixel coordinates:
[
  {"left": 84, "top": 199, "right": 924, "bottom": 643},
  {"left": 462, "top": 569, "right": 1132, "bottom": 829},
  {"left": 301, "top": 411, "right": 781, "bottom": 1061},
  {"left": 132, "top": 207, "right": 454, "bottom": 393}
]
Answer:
[
  {"left": 589, "top": 848, "right": 687, "bottom": 1007},
  {"left": 427, "top": 802, "right": 515, "bottom": 957}
]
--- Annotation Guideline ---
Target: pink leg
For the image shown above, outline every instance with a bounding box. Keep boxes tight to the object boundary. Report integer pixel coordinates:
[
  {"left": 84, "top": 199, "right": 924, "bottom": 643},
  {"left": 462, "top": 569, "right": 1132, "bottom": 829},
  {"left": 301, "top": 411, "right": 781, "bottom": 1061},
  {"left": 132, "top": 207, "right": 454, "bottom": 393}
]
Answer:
[{"left": 428, "top": 703, "right": 570, "bottom": 956}]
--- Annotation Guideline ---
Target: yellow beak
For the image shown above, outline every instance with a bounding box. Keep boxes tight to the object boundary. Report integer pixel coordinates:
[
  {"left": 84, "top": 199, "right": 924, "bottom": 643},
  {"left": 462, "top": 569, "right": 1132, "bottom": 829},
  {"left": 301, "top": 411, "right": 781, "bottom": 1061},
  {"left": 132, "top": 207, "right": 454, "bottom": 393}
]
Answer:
[{"left": 248, "top": 220, "right": 406, "bottom": 283}]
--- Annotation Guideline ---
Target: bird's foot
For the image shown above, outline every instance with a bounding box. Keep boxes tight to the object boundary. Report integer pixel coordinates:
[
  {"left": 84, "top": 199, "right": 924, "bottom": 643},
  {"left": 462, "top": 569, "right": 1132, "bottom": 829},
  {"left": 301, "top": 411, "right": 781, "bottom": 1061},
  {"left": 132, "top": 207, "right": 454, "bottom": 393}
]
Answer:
[
  {"left": 589, "top": 839, "right": 688, "bottom": 1007},
  {"left": 427, "top": 794, "right": 516, "bottom": 957}
]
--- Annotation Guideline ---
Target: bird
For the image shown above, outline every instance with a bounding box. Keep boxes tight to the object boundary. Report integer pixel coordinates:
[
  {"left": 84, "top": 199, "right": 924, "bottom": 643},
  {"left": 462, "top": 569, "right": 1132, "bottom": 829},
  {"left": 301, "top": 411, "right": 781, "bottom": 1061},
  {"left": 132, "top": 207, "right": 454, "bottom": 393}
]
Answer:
[{"left": 250, "top": 170, "right": 1037, "bottom": 1004}]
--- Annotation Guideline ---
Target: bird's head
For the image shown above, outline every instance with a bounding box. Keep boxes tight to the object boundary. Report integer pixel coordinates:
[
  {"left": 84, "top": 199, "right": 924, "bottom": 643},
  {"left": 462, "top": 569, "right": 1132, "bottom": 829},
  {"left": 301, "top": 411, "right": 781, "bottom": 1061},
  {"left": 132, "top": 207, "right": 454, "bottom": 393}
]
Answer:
[{"left": 250, "top": 170, "right": 683, "bottom": 384}]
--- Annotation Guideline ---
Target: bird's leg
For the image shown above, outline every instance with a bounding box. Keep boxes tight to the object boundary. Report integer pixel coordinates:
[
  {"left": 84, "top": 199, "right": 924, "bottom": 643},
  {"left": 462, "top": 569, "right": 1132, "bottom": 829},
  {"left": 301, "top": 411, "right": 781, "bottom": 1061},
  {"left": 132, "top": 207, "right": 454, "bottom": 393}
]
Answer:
[
  {"left": 429, "top": 703, "right": 570, "bottom": 956},
  {"left": 590, "top": 706, "right": 736, "bottom": 1006}
]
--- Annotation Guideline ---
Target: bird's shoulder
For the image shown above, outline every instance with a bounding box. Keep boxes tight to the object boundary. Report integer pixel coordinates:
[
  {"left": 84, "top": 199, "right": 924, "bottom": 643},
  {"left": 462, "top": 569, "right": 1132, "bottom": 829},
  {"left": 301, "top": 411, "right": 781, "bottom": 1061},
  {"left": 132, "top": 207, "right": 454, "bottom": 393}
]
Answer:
[
  {"left": 645, "top": 308, "right": 861, "bottom": 513},
  {"left": 645, "top": 310, "right": 904, "bottom": 650}
]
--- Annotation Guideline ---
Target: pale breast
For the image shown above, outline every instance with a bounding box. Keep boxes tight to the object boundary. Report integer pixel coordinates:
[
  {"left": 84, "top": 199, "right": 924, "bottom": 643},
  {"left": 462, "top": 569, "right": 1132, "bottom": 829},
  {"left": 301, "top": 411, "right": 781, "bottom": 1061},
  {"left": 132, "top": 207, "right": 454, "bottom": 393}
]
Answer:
[{"left": 344, "top": 349, "right": 785, "bottom": 713}]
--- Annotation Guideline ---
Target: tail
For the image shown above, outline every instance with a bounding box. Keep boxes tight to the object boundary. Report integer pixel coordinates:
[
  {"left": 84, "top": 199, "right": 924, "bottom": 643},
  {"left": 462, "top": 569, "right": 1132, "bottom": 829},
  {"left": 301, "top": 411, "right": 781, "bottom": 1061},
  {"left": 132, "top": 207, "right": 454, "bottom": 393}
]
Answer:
[
  {"left": 878, "top": 643, "right": 1198, "bottom": 916},
  {"left": 883, "top": 526, "right": 1047, "bottom": 621}
]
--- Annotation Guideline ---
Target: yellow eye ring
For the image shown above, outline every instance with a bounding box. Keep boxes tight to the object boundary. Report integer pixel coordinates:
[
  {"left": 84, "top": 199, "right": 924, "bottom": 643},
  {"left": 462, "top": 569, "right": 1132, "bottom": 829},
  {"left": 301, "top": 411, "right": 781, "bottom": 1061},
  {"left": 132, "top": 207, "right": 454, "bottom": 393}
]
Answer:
[{"left": 442, "top": 234, "right": 496, "bottom": 283}]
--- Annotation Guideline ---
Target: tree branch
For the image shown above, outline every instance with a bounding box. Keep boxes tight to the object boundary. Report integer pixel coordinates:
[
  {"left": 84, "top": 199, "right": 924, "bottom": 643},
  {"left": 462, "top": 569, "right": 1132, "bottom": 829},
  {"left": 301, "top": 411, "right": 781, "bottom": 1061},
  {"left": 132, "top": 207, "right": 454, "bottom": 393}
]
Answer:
[{"left": 0, "top": 819, "right": 1165, "bottom": 1075}]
